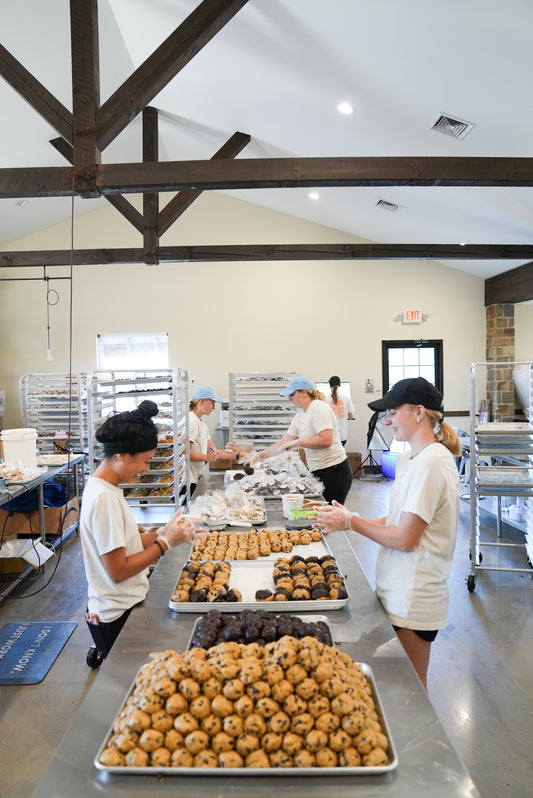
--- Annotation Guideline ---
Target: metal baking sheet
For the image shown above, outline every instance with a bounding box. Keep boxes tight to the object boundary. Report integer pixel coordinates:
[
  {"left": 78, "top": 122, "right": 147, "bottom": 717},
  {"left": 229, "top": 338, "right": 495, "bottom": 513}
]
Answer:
[
  {"left": 94, "top": 661, "right": 397, "bottom": 776},
  {"left": 168, "top": 559, "right": 350, "bottom": 613},
  {"left": 476, "top": 422, "right": 533, "bottom": 434},
  {"left": 187, "top": 612, "right": 333, "bottom": 649},
  {"left": 188, "top": 530, "right": 331, "bottom": 562},
  {"left": 477, "top": 467, "right": 533, "bottom": 488}
]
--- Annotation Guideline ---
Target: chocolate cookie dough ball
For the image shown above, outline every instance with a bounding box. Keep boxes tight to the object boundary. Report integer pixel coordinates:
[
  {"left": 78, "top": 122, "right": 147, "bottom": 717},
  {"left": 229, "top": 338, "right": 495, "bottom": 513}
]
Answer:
[{"left": 255, "top": 589, "right": 274, "bottom": 602}]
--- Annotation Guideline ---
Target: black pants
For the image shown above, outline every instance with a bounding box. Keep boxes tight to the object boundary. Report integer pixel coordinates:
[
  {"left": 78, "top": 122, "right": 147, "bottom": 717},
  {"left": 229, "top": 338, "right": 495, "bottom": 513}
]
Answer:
[
  {"left": 312, "top": 458, "right": 353, "bottom": 504},
  {"left": 86, "top": 606, "right": 134, "bottom": 658}
]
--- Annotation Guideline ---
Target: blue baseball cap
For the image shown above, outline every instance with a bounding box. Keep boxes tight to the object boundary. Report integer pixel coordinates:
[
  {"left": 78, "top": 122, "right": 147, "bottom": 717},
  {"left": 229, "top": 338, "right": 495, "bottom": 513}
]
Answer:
[
  {"left": 280, "top": 376, "right": 314, "bottom": 396},
  {"left": 192, "top": 385, "right": 224, "bottom": 402}
]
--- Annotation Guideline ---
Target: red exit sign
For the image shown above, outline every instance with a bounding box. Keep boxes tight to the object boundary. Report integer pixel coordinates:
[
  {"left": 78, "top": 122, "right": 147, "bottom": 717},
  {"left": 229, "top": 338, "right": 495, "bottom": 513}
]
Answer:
[{"left": 404, "top": 310, "right": 421, "bottom": 323}]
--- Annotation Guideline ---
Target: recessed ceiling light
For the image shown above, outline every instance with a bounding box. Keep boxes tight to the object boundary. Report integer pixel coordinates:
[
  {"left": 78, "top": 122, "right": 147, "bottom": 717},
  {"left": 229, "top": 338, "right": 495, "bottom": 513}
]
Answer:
[
  {"left": 308, "top": 192, "right": 320, "bottom": 201},
  {"left": 337, "top": 102, "right": 354, "bottom": 115}
]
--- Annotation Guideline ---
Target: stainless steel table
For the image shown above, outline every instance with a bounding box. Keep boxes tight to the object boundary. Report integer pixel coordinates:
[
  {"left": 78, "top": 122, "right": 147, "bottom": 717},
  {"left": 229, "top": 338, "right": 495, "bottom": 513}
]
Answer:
[{"left": 31, "top": 483, "right": 481, "bottom": 797}]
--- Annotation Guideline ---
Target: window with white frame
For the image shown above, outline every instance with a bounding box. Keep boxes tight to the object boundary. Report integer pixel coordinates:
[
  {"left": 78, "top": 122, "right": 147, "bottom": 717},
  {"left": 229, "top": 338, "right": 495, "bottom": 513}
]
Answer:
[{"left": 97, "top": 333, "right": 169, "bottom": 371}]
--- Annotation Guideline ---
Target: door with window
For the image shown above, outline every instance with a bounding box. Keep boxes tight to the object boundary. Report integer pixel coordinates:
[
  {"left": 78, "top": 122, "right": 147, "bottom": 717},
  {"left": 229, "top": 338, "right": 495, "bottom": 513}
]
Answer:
[{"left": 381, "top": 340, "right": 443, "bottom": 393}]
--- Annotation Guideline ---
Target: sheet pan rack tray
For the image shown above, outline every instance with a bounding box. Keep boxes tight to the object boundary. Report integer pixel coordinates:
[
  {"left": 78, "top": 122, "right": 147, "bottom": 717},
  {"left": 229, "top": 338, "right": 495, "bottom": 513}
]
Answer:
[
  {"left": 168, "top": 559, "right": 350, "bottom": 613},
  {"left": 94, "top": 659, "right": 397, "bottom": 776}
]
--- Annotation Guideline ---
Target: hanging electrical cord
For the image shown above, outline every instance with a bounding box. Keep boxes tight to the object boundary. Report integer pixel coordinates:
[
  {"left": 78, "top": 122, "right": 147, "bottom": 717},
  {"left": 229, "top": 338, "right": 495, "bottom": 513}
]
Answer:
[
  {"left": 1, "top": 190, "right": 78, "bottom": 601},
  {"left": 45, "top": 267, "right": 60, "bottom": 362}
]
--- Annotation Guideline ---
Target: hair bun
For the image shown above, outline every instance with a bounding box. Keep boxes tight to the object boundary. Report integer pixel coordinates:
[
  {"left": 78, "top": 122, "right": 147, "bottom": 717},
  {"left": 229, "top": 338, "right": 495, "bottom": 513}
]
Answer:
[{"left": 135, "top": 399, "right": 159, "bottom": 419}]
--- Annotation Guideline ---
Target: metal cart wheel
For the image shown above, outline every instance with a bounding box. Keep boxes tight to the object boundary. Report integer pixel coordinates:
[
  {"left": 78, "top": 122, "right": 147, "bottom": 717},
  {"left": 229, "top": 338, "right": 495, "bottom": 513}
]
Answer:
[
  {"left": 467, "top": 573, "right": 476, "bottom": 592},
  {"left": 86, "top": 646, "right": 104, "bottom": 669}
]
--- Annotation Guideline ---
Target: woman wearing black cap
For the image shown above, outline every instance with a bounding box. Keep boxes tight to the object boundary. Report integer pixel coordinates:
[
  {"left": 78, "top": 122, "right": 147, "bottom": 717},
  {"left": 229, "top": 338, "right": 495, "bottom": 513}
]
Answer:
[
  {"left": 80, "top": 400, "right": 203, "bottom": 665},
  {"left": 317, "top": 378, "right": 461, "bottom": 689},
  {"left": 327, "top": 376, "right": 355, "bottom": 447}
]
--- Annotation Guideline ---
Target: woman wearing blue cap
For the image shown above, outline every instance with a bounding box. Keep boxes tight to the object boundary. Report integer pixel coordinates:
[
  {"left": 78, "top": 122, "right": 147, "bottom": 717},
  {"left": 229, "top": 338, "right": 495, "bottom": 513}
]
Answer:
[
  {"left": 317, "top": 377, "right": 461, "bottom": 689},
  {"left": 188, "top": 386, "right": 237, "bottom": 496},
  {"left": 248, "top": 375, "right": 353, "bottom": 504}
]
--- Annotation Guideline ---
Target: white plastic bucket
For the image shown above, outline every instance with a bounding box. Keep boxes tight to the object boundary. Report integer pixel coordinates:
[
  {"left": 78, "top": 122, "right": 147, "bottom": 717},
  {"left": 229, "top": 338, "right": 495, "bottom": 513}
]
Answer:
[
  {"left": 1, "top": 428, "right": 37, "bottom": 467},
  {"left": 282, "top": 493, "right": 303, "bottom": 519}
]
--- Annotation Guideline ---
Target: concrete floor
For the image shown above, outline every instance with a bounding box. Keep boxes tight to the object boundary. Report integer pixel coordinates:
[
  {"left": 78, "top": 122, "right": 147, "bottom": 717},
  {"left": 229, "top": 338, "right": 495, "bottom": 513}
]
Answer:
[{"left": 0, "top": 478, "right": 532, "bottom": 798}]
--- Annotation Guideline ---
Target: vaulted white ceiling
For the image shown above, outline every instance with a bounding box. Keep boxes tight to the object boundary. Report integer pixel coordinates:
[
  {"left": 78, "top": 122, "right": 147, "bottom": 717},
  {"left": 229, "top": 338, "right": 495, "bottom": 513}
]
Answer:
[{"left": 1, "top": 0, "right": 533, "bottom": 279}]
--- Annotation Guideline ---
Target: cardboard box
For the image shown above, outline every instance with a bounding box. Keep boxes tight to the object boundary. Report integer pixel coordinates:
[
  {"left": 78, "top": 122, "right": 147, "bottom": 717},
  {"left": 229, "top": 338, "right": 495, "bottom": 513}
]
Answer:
[
  {"left": 0, "top": 496, "right": 80, "bottom": 539},
  {"left": 347, "top": 452, "right": 363, "bottom": 478}
]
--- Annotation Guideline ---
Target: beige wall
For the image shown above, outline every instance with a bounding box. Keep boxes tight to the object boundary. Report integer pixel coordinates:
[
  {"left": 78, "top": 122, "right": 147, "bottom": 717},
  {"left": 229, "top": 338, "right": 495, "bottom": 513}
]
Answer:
[{"left": 1, "top": 192, "right": 489, "bottom": 452}]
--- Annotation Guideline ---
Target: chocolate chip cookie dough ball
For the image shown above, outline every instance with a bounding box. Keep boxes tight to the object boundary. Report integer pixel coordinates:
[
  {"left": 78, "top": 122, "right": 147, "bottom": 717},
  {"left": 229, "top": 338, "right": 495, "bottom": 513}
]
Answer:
[
  {"left": 293, "top": 749, "right": 315, "bottom": 768},
  {"left": 164, "top": 728, "right": 184, "bottom": 752},
  {"left": 173, "top": 712, "right": 199, "bottom": 736},
  {"left": 150, "top": 747, "right": 172, "bottom": 767},
  {"left": 194, "top": 749, "right": 218, "bottom": 767},
  {"left": 338, "top": 747, "right": 362, "bottom": 767},
  {"left": 233, "top": 694, "right": 255, "bottom": 718},
  {"left": 150, "top": 709, "right": 174, "bottom": 732},
  {"left": 124, "top": 747, "right": 150, "bottom": 767},
  {"left": 269, "top": 749, "right": 293, "bottom": 767},
  {"left": 219, "top": 751, "right": 244, "bottom": 768},
  {"left": 245, "top": 749, "right": 271, "bottom": 768},
  {"left": 243, "top": 712, "right": 267, "bottom": 737},
  {"left": 234, "top": 732, "right": 260, "bottom": 757},
  {"left": 211, "top": 731, "right": 235, "bottom": 754},
  {"left": 99, "top": 747, "right": 126, "bottom": 766},
  {"left": 315, "top": 747, "right": 338, "bottom": 767},
  {"left": 138, "top": 729, "right": 165, "bottom": 753},
  {"left": 304, "top": 729, "right": 329, "bottom": 753},
  {"left": 184, "top": 730, "right": 210, "bottom": 755},
  {"left": 281, "top": 731, "right": 303, "bottom": 755},
  {"left": 362, "top": 747, "right": 389, "bottom": 767}
]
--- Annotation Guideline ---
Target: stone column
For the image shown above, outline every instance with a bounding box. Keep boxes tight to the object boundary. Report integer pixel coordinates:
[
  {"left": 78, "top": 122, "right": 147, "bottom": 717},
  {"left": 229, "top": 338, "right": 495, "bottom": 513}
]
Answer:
[{"left": 485, "top": 303, "right": 515, "bottom": 421}]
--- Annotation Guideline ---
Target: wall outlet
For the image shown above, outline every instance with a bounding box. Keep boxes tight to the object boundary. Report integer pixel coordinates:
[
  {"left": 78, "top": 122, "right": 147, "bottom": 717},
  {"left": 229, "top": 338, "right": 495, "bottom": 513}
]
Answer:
[{"left": 190, "top": 377, "right": 195, "bottom": 385}]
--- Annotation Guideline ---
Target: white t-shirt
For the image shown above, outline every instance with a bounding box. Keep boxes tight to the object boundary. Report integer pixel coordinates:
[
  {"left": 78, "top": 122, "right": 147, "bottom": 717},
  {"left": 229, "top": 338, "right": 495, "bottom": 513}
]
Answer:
[
  {"left": 375, "top": 443, "right": 459, "bottom": 630},
  {"left": 327, "top": 394, "right": 355, "bottom": 441},
  {"left": 287, "top": 400, "right": 346, "bottom": 471},
  {"left": 80, "top": 476, "right": 149, "bottom": 623},
  {"left": 189, "top": 411, "right": 210, "bottom": 482}
]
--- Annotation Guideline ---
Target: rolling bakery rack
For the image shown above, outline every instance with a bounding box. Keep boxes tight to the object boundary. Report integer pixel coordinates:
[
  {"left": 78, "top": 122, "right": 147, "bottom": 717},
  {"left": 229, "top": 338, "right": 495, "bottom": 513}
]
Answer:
[
  {"left": 467, "top": 362, "right": 533, "bottom": 591},
  {"left": 228, "top": 372, "right": 296, "bottom": 451},
  {"left": 86, "top": 369, "right": 189, "bottom": 522}
]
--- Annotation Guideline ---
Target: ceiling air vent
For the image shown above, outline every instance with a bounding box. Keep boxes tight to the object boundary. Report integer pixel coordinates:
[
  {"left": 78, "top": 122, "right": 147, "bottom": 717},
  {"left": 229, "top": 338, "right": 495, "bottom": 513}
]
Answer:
[
  {"left": 376, "top": 199, "right": 400, "bottom": 213},
  {"left": 431, "top": 114, "right": 474, "bottom": 140}
]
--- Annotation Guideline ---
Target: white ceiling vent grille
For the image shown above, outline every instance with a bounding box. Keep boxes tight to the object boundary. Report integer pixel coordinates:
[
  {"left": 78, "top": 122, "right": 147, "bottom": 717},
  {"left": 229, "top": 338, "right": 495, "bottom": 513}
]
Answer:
[
  {"left": 431, "top": 114, "right": 474, "bottom": 139},
  {"left": 376, "top": 199, "right": 401, "bottom": 213}
]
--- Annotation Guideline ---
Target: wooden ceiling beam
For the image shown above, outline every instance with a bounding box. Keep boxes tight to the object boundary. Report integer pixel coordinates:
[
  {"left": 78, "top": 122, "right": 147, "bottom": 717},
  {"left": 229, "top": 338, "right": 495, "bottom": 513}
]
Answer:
[
  {"left": 143, "top": 107, "right": 159, "bottom": 264},
  {"left": 96, "top": 0, "right": 250, "bottom": 151},
  {"left": 485, "top": 260, "right": 533, "bottom": 305},
  {"left": 157, "top": 131, "right": 251, "bottom": 235},
  {"left": 2, "top": 243, "right": 533, "bottom": 270},
  {"left": 70, "top": 0, "right": 101, "bottom": 197},
  {"left": 4, "top": 156, "right": 533, "bottom": 199},
  {"left": 0, "top": 43, "right": 73, "bottom": 143}
]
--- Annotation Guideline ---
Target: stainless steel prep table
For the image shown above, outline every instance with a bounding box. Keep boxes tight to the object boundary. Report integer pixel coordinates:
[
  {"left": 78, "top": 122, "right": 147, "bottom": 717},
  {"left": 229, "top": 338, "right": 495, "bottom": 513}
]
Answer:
[{"left": 30, "top": 477, "right": 480, "bottom": 798}]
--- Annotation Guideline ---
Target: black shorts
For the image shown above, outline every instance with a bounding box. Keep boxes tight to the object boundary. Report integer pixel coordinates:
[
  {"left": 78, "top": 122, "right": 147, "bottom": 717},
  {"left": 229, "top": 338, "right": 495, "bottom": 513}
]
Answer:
[
  {"left": 393, "top": 625, "right": 439, "bottom": 642},
  {"left": 312, "top": 458, "right": 353, "bottom": 504}
]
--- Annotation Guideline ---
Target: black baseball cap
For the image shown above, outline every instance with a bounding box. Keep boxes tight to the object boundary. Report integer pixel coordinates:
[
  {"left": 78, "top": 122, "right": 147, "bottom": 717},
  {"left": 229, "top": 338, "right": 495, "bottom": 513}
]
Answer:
[{"left": 367, "top": 377, "right": 443, "bottom": 412}]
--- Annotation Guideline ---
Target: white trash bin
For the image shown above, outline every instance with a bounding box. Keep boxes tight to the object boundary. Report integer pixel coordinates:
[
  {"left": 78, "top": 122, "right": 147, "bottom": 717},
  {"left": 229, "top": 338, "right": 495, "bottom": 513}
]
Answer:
[{"left": 0, "top": 428, "right": 38, "bottom": 467}]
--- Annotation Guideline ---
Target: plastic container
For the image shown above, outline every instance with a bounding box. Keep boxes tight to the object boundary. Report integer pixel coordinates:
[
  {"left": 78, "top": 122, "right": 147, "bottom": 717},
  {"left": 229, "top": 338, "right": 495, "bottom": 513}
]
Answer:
[
  {"left": 381, "top": 450, "right": 400, "bottom": 479},
  {"left": 0, "top": 428, "right": 37, "bottom": 467},
  {"left": 53, "top": 429, "right": 69, "bottom": 454},
  {"left": 282, "top": 493, "right": 304, "bottom": 518}
]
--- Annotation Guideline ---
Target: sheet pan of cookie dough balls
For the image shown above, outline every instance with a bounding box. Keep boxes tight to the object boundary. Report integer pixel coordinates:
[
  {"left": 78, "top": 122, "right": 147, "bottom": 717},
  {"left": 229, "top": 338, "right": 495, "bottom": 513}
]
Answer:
[{"left": 98, "top": 637, "right": 391, "bottom": 770}]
